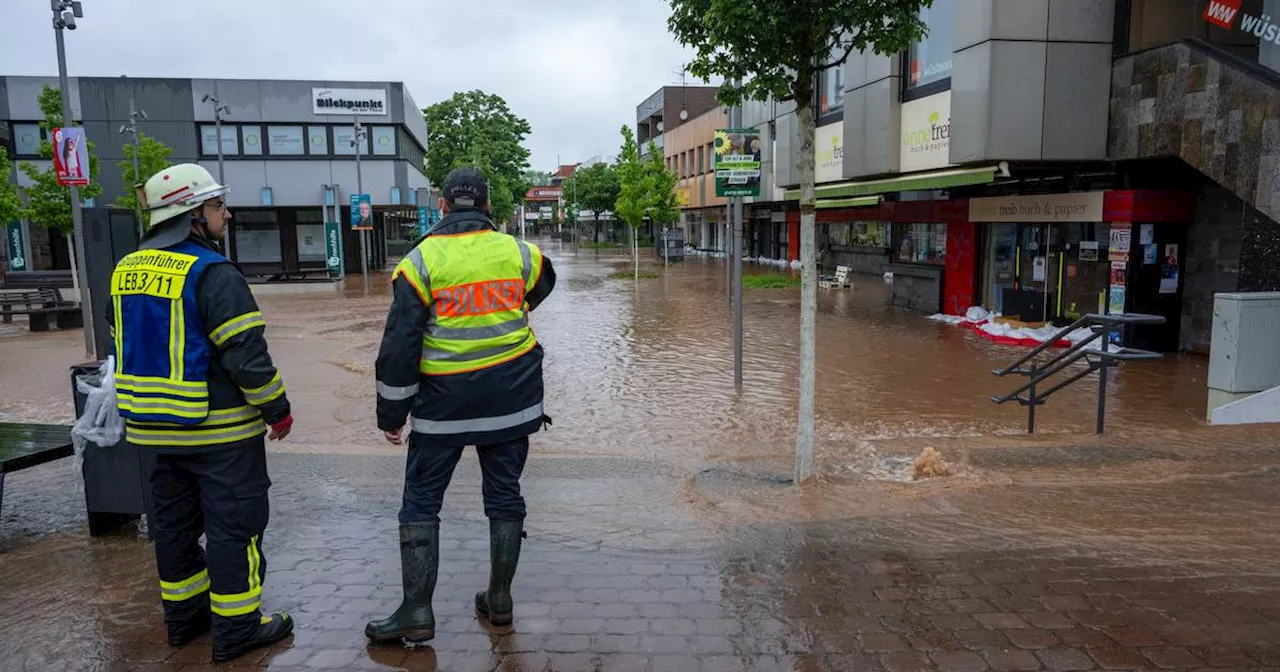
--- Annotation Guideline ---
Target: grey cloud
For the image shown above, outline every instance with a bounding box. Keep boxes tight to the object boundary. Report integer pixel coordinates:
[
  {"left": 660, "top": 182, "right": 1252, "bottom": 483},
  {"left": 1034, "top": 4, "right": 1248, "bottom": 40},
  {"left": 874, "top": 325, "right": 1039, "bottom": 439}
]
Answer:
[{"left": 2, "top": 0, "right": 701, "bottom": 169}]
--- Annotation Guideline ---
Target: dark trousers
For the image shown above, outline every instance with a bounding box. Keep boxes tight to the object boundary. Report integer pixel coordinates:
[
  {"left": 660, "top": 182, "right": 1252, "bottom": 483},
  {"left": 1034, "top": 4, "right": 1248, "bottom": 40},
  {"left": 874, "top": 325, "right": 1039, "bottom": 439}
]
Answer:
[
  {"left": 150, "top": 436, "right": 271, "bottom": 644},
  {"left": 400, "top": 435, "right": 529, "bottom": 524}
]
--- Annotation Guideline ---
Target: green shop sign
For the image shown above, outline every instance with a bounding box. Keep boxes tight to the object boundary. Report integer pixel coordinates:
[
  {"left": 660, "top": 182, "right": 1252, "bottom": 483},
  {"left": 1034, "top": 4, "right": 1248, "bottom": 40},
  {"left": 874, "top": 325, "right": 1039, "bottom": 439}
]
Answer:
[
  {"left": 324, "top": 221, "right": 344, "bottom": 279},
  {"left": 6, "top": 221, "right": 27, "bottom": 271}
]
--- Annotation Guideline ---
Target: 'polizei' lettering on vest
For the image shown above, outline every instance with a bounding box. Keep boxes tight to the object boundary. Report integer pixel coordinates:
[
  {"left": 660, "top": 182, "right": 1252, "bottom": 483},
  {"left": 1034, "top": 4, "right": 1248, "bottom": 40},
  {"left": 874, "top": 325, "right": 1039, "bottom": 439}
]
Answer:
[{"left": 433, "top": 279, "right": 524, "bottom": 318}]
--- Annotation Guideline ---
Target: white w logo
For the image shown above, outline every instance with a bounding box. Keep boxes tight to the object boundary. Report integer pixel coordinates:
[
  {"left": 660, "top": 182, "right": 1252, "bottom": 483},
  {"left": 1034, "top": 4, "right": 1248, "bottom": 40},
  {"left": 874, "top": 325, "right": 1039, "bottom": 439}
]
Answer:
[{"left": 1204, "top": 0, "right": 1240, "bottom": 27}]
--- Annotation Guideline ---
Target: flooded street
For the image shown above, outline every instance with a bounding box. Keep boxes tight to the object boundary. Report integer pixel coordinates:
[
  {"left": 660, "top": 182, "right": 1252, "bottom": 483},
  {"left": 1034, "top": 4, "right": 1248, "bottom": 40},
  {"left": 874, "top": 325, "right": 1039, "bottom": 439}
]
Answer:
[{"left": 2, "top": 241, "right": 1279, "bottom": 670}]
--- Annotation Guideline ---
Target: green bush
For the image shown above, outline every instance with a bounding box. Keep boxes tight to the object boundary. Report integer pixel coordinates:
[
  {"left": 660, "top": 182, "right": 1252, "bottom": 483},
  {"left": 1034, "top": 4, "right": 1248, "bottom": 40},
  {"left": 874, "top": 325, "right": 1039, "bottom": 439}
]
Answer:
[{"left": 743, "top": 273, "right": 800, "bottom": 289}]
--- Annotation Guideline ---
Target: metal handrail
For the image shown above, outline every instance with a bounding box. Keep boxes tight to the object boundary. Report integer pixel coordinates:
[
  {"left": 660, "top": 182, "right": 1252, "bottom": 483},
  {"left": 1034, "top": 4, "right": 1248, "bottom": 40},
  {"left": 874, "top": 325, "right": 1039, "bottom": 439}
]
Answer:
[{"left": 989, "top": 313, "right": 1166, "bottom": 434}]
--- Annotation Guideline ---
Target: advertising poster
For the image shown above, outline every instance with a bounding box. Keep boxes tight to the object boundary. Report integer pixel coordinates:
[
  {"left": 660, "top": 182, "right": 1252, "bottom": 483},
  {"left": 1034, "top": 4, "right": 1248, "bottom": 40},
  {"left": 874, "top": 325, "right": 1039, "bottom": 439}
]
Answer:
[
  {"left": 52, "top": 126, "right": 90, "bottom": 186},
  {"left": 1079, "top": 240, "right": 1099, "bottom": 261},
  {"left": 350, "top": 193, "right": 373, "bottom": 231},
  {"left": 1032, "top": 256, "right": 1047, "bottom": 282},
  {"left": 1140, "top": 223, "right": 1154, "bottom": 246},
  {"left": 713, "top": 128, "right": 762, "bottom": 197},
  {"left": 1108, "top": 284, "right": 1127, "bottom": 315},
  {"left": 6, "top": 221, "right": 27, "bottom": 271},
  {"left": 324, "top": 221, "right": 344, "bottom": 279},
  {"left": 1143, "top": 244, "right": 1157, "bottom": 265},
  {"left": 1108, "top": 223, "right": 1132, "bottom": 261},
  {"left": 1160, "top": 243, "right": 1180, "bottom": 294}
]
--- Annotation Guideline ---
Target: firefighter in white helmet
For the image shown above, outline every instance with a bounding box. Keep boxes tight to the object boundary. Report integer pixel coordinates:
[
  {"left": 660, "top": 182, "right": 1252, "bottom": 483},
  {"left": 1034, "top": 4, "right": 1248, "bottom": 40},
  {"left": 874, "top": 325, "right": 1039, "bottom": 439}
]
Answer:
[{"left": 106, "top": 163, "right": 295, "bottom": 662}]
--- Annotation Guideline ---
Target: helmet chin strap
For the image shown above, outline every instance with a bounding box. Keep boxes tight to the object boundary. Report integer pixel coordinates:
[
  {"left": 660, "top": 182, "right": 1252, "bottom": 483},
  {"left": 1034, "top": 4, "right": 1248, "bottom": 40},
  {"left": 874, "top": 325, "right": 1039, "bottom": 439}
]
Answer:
[{"left": 189, "top": 209, "right": 222, "bottom": 251}]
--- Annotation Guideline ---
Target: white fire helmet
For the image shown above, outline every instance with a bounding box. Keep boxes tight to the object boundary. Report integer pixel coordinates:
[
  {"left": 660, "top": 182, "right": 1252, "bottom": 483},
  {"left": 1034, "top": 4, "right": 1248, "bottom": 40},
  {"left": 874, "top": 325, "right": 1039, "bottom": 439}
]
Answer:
[{"left": 138, "top": 163, "right": 230, "bottom": 234}]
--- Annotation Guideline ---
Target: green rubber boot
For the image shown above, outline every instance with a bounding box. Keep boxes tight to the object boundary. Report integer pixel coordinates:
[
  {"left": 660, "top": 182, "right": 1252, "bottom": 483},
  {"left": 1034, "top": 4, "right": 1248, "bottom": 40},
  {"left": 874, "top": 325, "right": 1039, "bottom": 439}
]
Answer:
[
  {"left": 365, "top": 522, "right": 438, "bottom": 644},
  {"left": 474, "top": 519, "right": 524, "bottom": 626}
]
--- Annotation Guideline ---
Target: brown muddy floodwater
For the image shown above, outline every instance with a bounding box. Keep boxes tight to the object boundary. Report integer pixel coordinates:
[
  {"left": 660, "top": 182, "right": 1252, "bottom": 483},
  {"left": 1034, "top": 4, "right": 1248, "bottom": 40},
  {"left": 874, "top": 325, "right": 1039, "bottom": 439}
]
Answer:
[
  {"left": 260, "top": 239, "right": 1212, "bottom": 475},
  {"left": 0, "top": 238, "right": 1214, "bottom": 481}
]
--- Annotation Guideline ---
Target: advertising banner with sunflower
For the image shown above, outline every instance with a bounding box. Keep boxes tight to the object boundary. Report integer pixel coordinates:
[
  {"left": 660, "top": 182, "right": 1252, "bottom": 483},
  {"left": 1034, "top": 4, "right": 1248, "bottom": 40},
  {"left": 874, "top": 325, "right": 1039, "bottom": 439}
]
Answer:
[{"left": 713, "top": 128, "right": 762, "bottom": 197}]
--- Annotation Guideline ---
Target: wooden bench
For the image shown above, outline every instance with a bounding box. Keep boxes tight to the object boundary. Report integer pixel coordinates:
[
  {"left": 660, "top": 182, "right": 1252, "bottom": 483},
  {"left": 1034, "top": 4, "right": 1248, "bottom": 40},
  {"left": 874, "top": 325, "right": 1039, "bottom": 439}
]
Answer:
[
  {"left": 2, "top": 270, "right": 74, "bottom": 289},
  {"left": 0, "top": 423, "right": 75, "bottom": 525},
  {"left": 0, "top": 287, "right": 83, "bottom": 331}
]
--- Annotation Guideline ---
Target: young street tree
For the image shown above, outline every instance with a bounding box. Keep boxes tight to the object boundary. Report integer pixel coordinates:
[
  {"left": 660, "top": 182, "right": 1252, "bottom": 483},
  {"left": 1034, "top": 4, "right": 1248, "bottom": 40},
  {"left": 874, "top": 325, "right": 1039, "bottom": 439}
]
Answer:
[
  {"left": 0, "top": 147, "right": 22, "bottom": 228},
  {"left": 644, "top": 140, "right": 681, "bottom": 258},
  {"left": 19, "top": 85, "right": 103, "bottom": 237},
  {"left": 668, "top": 0, "right": 930, "bottom": 483},
  {"left": 562, "top": 162, "right": 620, "bottom": 243},
  {"left": 423, "top": 90, "right": 532, "bottom": 226},
  {"left": 116, "top": 130, "right": 174, "bottom": 227},
  {"left": 615, "top": 125, "right": 652, "bottom": 278}
]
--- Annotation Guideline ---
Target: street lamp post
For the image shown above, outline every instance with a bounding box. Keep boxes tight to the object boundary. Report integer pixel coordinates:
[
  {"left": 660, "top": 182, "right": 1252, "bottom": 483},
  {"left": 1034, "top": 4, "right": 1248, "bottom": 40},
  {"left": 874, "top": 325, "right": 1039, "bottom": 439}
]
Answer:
[
  {"left": 52, "top": 0, "right": 95, "bottom": 357},
  {"left": 201, "top": 94, "right": 230, "bottom": 248},
  {"left": 351, "top": 117, "right": 369, "bottom": 292},
  {"left": 118, "top": 78, "right": 147, "bottom": 239}
]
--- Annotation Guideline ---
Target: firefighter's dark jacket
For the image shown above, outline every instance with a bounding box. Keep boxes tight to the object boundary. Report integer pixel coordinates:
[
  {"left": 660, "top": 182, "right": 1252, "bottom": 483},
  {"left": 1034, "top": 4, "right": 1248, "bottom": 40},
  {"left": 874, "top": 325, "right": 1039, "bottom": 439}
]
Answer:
[{"left": 375, "top": 210, "right": 556, "bottom": 448}]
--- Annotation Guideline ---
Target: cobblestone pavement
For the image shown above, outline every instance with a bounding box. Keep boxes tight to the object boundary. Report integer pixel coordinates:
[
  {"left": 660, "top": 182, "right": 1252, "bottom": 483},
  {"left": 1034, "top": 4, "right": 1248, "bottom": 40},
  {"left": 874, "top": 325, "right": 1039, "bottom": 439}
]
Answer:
[{"left": 3, "top": 447, "right": 1279, "bottom": 672}]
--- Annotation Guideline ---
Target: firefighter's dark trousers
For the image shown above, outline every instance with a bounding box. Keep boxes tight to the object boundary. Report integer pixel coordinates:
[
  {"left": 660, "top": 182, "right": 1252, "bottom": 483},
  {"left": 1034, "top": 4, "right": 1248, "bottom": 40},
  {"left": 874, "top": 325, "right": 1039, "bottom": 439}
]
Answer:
[
  {"left": 400, "top": 434, "right": 529, "bottom": 524},
  {"left": 150, "top": 435, "right": 271, "bottom": 644}
]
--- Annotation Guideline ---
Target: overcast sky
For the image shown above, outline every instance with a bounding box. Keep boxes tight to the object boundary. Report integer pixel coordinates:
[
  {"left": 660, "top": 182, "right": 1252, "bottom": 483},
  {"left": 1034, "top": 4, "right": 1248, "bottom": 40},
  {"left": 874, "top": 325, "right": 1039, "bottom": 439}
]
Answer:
[{"left": 2, "top": 0, "right": 706, "bottom": 170}]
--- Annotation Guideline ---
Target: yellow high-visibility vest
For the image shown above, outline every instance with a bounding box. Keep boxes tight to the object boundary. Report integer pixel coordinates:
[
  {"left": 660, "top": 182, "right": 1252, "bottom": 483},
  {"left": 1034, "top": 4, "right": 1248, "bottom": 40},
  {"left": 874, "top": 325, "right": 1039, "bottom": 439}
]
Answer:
[{"left": 393, "top": 230, "right": 543, "bottom": 376}]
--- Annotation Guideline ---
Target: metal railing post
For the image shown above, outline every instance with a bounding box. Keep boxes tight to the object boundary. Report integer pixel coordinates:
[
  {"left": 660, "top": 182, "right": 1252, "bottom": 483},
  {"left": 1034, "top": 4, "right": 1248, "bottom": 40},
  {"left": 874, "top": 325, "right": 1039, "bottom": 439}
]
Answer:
[{"left": 1027, "top": 362, "right": 1037, "bottom": 434}]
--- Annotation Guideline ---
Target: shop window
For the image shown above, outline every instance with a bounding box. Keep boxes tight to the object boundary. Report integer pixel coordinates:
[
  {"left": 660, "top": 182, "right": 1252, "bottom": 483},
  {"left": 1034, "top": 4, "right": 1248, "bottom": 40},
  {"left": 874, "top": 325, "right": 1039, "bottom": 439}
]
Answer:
[
  {"left": 904, "top": 0, "right": 954, "bottom": 98},
  {"left": 818, "top": 42, "right": 846, "bottom": 122},
  {"left": 241, "top": 125, "right": 263, "bottom": 156},
  {"left": 268, "top": 126, "right": 305, "bottom": 155},
  {"left": 1121, "top": 0, "right": 1280, "bottom": 72},
  {"left": 851, "top": 221, "right": 890, "bottom": 247},
  {"left": 307, "top": 126, "right": 329, "bottom": 155},
  {"left": 334, "top": 127, "right": 369, "bottom": 156},
  {"left": 233, "top": 211, "right": 281, "bottom": 263},
  {"left": 13, "top": 123, "right": 42, "bottom": 156},
  {"left": 893, "top": 222, "right": 947, "bottom": 264},
  {"left": 295, "top": 210, "right": 326, "bottom": 264},
  {"left": 372, "top": 126, "right": 397, "bottom": 156},
  {"left": 200, "top": 125, "right": 238, "bottom": 155}
]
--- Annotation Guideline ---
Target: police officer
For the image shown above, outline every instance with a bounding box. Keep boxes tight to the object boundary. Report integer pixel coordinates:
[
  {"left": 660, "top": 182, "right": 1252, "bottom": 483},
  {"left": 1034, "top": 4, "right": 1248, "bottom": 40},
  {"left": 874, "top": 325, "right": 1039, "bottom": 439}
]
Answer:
[
  {"left": 367, "top": 167, "right": 555, "bottom": 644},
  {"left": 108, "top": 164, "right": 295, "bottom": 662}
]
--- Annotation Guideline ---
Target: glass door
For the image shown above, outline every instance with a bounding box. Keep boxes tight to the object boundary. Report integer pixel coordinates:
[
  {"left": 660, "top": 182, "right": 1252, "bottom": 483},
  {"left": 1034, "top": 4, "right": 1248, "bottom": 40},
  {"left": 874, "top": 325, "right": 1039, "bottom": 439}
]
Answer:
[{"left": 982, "top": 223, "right": 1018, "bottom": 313}]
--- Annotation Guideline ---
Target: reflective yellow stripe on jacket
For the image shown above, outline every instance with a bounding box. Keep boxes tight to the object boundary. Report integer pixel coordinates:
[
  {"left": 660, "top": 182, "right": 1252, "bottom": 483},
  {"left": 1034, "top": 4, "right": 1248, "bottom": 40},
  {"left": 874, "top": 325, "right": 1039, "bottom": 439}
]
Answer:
[
  {"left": 394, "top": 231, "right": 542, "bottom": 376},
  {"left": 126, "top": 405, "right": 266, "bottom": 447}
]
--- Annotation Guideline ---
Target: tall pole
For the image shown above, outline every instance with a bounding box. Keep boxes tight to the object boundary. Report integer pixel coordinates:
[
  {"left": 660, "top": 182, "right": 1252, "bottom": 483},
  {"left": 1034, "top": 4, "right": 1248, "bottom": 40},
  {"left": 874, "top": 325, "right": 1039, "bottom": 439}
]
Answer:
[
  {"left": 353, "top": 117, "right": 369, "bottom": 293},
  {"left": 53, "top": 9, "right": 94, "bottom": 357},
  {"left": 731, "top": 86, "right": 744, "bottom": 389},
  {"left": 205, "top": 95, "right": 229, "bottom": 249},
  {"left": 725, "top": 202, "right": 731, "bottom": 306},
  {"left": 125, "top": 92, "right": 143, "bottom": 238}
]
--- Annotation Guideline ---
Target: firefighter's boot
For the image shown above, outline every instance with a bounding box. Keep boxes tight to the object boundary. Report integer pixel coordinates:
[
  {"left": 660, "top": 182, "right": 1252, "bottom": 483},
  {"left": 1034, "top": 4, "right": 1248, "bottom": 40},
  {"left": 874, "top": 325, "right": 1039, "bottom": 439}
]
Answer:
[
  {"left": 365, "top": 522, "right": 439, "bottom": 644},
  {"left": 475, "top": 519, "right": 523, "bottom": 626}
]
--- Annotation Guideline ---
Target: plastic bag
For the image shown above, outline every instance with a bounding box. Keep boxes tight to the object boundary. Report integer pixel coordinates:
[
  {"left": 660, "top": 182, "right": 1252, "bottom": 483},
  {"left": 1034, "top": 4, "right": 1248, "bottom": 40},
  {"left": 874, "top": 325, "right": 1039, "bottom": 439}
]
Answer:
[{"left": 70, "top": 356, "right": 124, "bottom": 471}]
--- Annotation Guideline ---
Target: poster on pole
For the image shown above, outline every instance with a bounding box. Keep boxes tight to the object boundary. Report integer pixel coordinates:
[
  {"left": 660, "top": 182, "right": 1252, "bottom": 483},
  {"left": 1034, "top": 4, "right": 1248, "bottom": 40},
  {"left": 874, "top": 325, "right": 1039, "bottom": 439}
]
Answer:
[
  {"left": 6, "top": 221, "right": 27, "bottom": 271},
  {"left": 417, "top": 206, "right": 429, "bottom": 238},
  {"left": 349, "top": 193, "right": 373, "bottom": 231},
  {"left": 324, "top": 221, "right": 344, "bottom": 279},
  {"left": 52, "top": 127, "right": 90, "bottom": 186},
  {"left": 713, "top": 128, "right": 762, "bottom": 197}
]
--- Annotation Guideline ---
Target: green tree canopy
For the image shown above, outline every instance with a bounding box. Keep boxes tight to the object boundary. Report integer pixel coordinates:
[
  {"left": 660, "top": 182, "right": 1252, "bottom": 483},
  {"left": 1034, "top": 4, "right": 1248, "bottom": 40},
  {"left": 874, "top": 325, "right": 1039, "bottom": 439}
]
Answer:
[
  {"left": 522, "top": 169, "right": 553, "bottom": 187},
  {"left": 18, "top": 85, "right": 102, "bottom": 235},
  {"left": 116, "top": 130, "right": 174, "bottom": 226},
  {"left": 644, "top": 141, "right": 680, "bottom": 228},
  {"left": 615, "top": 125, "right": 654, "bottom": 276},
  {"left": 563, "top": 163, "right": 620, "bottom": 219},
  {"left": 0, "top": 148, "right": 22, "bottom": 226},
  {"left": 423, "top": 90, "right": 532, "bottom": 225}
]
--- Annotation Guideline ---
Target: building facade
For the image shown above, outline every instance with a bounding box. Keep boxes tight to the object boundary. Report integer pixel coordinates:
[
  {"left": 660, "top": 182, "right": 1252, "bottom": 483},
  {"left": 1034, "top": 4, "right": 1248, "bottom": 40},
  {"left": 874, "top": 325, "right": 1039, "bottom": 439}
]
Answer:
[
  {"left": 729, "top": 0, "right": 1280, "bottom": 353},
  {"left": 1, "top": 76, "right": 430, "bottom": 279}
]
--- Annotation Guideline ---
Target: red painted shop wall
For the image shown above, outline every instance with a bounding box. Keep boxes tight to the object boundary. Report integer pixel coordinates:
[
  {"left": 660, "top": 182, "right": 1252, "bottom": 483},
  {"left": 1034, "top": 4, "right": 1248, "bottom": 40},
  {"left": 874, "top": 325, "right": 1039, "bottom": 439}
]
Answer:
[{"left": 944, "top": 221, "right": 977, "bottom": 316}]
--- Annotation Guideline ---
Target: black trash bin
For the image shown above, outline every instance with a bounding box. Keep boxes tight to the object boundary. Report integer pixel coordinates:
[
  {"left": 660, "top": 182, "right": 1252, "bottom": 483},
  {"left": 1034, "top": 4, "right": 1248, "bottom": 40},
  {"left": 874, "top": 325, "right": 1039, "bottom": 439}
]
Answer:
[{"left": 70, "top": 361, "right": 155, "bottom": 537}]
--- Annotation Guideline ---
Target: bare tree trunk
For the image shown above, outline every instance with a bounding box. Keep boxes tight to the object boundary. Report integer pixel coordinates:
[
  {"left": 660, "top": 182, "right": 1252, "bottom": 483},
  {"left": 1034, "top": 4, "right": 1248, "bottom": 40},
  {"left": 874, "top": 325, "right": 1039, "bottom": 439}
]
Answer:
[{"left": 795, "top": 98, "right": 817, "bottom": 486}]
